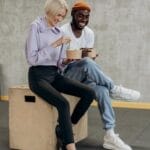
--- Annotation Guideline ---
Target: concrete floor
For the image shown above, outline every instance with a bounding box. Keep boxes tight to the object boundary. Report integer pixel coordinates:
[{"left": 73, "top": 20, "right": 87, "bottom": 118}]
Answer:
[{"left": 0, "top": 101, "right": 150, "bottom": 150}]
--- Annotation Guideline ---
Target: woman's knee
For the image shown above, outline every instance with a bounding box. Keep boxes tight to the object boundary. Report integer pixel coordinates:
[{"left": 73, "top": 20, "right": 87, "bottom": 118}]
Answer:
[{"left": 57, "top": 99, "right": 70, "bottom": 112}]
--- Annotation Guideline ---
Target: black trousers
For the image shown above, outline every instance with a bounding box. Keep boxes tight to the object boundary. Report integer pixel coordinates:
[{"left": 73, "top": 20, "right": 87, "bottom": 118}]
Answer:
[{"left": 28, "top": 66, "right": 96, "bottom": 145}]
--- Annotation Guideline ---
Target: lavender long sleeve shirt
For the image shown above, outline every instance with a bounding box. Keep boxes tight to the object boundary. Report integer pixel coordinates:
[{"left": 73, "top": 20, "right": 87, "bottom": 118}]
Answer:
[{"left": 25, "top": 16, "right": 67, "bottom": 68}]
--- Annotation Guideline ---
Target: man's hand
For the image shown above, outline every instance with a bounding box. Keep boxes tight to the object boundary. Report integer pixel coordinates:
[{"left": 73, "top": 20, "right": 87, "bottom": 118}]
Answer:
[
  {"left": 81, "top": 48, "right": 98, "bottom": 59},
  {"left": 81, "top": 48, "right": 92, "bottom": 57},
  {"left": 51, "top": 36, "right": 71, "bottom": 48},
  {"left": 92, "top": 53, "right": 99, "bottom": 60}
]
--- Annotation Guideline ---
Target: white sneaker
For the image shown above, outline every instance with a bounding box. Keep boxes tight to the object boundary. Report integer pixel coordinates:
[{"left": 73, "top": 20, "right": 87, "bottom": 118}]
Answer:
[
  {"left": 110, "top": 85, "right": 140, "bottom": 101},
  {"left": 103, "top": 133, "right": 132, "bottom": 150}
]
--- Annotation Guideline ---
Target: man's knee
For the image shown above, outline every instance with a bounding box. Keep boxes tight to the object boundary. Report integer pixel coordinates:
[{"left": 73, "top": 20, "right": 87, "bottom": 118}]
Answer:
[
  {"left": 82, "top": 57, "right": 92, "bottom": 61},
  {"left": 82, "top": 57, "right": 94, "bottom": 64},
  {"left": 76, "top": 57, "right": 94, "bottom": 69},
  {"left": 95, "top": 86, "right": 109, "bottom": 99}
]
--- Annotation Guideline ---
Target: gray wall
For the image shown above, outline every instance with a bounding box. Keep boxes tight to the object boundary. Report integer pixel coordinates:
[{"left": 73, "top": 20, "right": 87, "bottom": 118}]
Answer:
[{"left": 0, "top": 0, "right": 149, "bottom": 101}]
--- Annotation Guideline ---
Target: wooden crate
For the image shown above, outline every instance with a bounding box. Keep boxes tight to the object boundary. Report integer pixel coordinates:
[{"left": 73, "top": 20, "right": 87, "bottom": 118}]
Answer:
[{"left": 9, "top": 85, "right": 88, "bottom": 150}]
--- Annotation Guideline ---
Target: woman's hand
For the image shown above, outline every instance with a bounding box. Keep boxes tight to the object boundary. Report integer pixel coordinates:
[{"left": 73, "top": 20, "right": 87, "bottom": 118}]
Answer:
[
  {"left": 51, "top": 36, "right": 71, "bottom": 48},
  {"left": 61, "top": 36, "right": 71, "bottom": 44},
  {"left": 62, "top": 58, "right": 75, "bottom": 65}
]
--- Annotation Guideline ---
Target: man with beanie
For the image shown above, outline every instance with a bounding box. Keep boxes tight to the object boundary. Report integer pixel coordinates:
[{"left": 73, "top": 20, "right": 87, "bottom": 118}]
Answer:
[{"left": 61, "top": 0, "right": 140, "bottom": 150}]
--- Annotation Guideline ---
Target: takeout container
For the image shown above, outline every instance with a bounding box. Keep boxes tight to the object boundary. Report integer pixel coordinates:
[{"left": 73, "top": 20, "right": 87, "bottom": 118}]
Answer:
[
  {"left": 66, "top": 49, "right": 97, "bottom": 59},
  {"left": 66, "top": 50, "right": 82, "bottom": 59}
]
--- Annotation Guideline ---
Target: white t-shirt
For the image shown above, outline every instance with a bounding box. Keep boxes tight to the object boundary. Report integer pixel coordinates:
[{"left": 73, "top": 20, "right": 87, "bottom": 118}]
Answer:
[{"left": 61, "top": 23, "right": 94, "bottom": 50}]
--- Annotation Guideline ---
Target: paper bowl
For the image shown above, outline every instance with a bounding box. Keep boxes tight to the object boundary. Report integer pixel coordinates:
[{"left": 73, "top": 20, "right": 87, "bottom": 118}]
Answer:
[{"left": 66, "top": 50, "right": 82, "bottom": 59}]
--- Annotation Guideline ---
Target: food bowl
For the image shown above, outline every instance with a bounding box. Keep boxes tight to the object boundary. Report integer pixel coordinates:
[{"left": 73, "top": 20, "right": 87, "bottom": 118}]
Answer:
[{"left": 66, "top": 50, "right": 82, "bottom": 59}]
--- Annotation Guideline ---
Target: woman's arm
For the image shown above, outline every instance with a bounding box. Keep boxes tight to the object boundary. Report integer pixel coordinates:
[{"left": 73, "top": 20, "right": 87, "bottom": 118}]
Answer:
[{"left": 25, "top": 23, "right": 58, "bottom": 66}]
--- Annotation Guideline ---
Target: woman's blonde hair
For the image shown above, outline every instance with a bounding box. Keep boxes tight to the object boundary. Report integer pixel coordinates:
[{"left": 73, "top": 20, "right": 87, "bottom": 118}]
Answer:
[{"left": 44, "top": 0, "right": 68, "bottom": 17}]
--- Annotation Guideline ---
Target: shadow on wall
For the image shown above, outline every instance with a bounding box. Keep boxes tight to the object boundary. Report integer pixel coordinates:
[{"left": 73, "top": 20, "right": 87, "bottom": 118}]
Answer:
[
  {"left": 0, "top": 64, "right": 1, "bottom": 99},
  {"left": 0, "top": 64, "right": 4, "bottom": 100}
]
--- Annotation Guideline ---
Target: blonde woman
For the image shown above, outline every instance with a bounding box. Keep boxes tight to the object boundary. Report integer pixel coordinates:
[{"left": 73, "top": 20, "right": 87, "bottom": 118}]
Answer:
[{"left": 25, "top": 0, "right": 96, "bottom": 150}]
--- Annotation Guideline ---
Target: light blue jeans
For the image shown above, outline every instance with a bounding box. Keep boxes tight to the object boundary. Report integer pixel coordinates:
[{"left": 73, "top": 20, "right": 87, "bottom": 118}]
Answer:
[{"left": 63, "top": 57, "right": 115, "bottom": 129}]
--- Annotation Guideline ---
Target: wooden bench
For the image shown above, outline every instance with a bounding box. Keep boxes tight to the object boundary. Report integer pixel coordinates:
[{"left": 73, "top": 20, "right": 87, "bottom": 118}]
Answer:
[{"left": 9, "top": 85, "right": 88, "bottom": 150}]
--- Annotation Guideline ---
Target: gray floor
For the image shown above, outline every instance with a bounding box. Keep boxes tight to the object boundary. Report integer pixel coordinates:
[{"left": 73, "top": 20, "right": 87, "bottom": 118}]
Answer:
[{"left": 0, "top": 101, "right": 150, "bottom": 150}]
